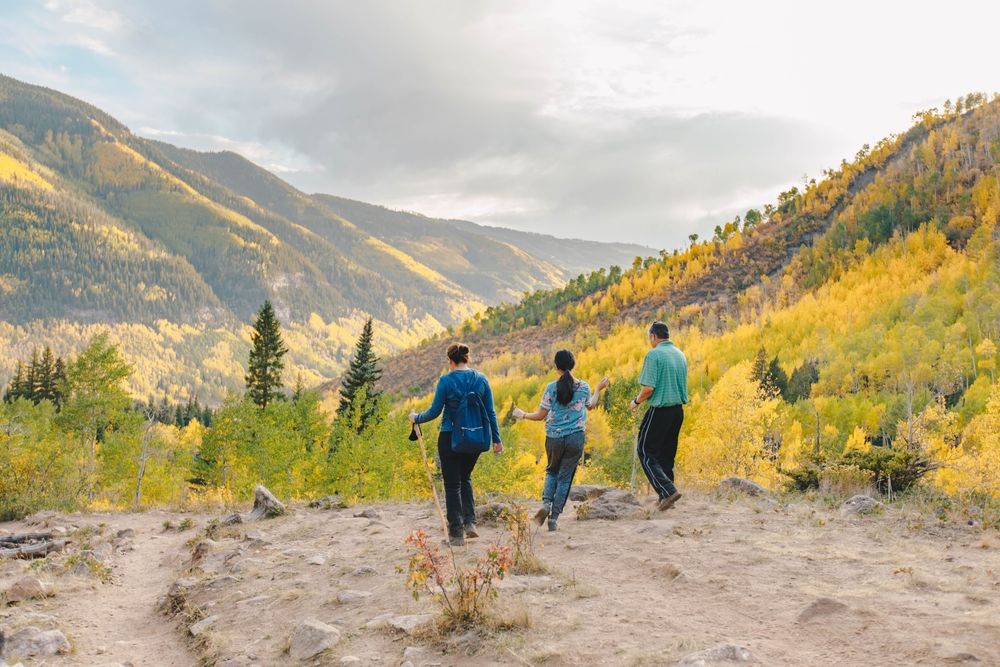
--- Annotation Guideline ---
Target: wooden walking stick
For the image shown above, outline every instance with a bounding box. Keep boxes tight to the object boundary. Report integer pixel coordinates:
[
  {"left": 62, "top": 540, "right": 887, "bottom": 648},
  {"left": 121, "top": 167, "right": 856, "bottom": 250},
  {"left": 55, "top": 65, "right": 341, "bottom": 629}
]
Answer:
[{"left": 412, "top": 423, "right": 449, "bottom": 537}]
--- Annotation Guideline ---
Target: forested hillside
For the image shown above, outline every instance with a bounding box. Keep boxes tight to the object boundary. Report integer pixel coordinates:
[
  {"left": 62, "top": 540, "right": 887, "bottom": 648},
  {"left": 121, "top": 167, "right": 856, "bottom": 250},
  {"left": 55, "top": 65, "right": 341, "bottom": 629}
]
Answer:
[
  {"left": 0, "top": 74, "right": 647, "bottom": 401},
  {"left": 370, "top": 93, "right": 1000, "bottom": 502}
]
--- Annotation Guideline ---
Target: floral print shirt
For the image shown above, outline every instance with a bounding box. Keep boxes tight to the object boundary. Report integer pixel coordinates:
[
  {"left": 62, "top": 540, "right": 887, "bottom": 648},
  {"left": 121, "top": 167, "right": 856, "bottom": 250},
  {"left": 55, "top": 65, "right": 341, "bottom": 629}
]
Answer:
[{"left": 539, "top": 379, "right": 591, "bottom": 438}]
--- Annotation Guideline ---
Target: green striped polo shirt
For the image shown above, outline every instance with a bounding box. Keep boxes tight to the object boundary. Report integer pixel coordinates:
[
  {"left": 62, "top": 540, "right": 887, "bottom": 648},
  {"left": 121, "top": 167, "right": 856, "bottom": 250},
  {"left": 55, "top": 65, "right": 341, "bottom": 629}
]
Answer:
[{"left": 638, "top": 341, "right": 688, "bottom": 407}]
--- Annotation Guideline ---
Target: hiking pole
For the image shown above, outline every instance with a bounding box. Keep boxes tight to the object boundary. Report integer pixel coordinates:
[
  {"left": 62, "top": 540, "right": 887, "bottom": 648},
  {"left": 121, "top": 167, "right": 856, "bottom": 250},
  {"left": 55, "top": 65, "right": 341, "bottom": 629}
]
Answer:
[
  {"left": 411, "top": 423, "right": 449, "bottom": 537},
  {"left": 630, "top": 424, "right": 639, "bottom": 495}
]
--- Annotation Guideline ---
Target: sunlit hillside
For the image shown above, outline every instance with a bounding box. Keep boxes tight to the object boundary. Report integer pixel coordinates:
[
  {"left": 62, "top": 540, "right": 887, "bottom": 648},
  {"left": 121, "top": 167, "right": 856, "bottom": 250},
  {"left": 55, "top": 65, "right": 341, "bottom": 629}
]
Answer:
[{"left": 0, "top": 74, "right": 649, "bottom": 402}]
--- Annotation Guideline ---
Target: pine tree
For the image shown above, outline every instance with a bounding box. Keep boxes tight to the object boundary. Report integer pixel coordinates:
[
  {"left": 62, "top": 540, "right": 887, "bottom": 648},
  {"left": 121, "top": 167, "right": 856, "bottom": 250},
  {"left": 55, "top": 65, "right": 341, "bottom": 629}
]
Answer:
[
  {"left": 3, "top": 361, "right": 25, "bottom": 403},
  {"left": 52, "top": 356, "right": 66, "bottom": 409},
  {"left": 26, "top": 348, "right": 40, "bottom": 403},
  {"left": 337, "top": 318, "right": 382, "bottom": 431},
  {"left": 245, "top": 300, "right": 289, "bottom": 409},
  {"left": 37, "top": 347, "right": 57, "bottom": 403}
]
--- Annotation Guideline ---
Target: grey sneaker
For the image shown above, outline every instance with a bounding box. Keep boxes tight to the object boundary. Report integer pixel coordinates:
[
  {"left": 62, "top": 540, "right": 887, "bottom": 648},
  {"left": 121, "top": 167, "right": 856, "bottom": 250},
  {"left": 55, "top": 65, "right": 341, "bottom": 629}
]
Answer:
[
  {"left": 447, "top": 533, "right": 466, "bottom": 547},
  {"left": 547, "top": 518, "right": 558, "bottom": 532},
  {"left": 533, "top": 503, "right": 552, "bottom": 526},
  {"left": 657, "top": 492, "right": 682, "bottom": 511},
  {"left": 465, "top": 524, "right": 479, "bottom": 539}
]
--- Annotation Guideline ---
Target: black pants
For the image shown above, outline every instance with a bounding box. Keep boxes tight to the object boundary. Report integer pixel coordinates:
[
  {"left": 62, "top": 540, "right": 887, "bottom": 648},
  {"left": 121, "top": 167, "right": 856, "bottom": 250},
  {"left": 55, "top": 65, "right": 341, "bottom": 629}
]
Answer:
[
  {"left": 637, "top": 405, "right": 683, "bottom": 499},
  {"left": 438, "top": 431, "right": 481, "bottom": 536}
]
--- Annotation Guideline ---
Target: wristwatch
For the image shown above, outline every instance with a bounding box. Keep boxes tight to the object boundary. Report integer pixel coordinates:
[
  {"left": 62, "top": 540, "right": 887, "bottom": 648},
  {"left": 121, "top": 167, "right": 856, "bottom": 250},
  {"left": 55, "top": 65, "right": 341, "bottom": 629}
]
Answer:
[{"left": 631, "top": 397, "right": 640, "bottom": 407}]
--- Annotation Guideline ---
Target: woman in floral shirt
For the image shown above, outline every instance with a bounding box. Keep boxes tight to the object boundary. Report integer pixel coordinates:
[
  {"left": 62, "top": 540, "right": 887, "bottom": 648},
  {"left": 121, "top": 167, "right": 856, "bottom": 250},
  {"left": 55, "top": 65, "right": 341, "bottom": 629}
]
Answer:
[{"left": 514, "top": 350, "right": 609, "bottom": 531}]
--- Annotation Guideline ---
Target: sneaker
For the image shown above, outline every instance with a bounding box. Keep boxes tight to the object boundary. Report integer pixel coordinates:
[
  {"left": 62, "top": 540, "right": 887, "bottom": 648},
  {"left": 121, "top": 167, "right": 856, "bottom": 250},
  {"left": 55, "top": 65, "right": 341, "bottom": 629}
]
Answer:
[
  {"left": 533, "top": 503, "right": 552, "bottom": 526},
  {"left": 465, "top": 524, "right": 480, "bottom": 539},
  {"left": 447, "top": 533, "right": 466, "bottom": 547},
  {"left": 657, "top": 492, "right": 682, "bottom": 512},
  {"left": 547, "top": 518, "right": 558, "bottom": 532}
]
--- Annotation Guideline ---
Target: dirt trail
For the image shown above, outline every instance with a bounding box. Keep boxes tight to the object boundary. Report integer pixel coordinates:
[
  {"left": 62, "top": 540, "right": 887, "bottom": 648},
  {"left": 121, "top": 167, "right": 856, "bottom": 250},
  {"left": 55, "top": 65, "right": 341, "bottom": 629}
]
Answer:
[
  {"left": 1, "top": 511, "right": 201, "bottom": 667},
  {"left": 3, "top": 492, "right": 999, "bottom": 667}
]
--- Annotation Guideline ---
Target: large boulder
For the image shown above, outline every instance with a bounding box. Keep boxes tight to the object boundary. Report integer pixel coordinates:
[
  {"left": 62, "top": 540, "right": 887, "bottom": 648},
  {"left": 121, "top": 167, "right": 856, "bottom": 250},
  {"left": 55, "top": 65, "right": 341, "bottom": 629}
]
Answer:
[
  {"left": 246, "top": 485, "right": 286, "bottom": 521},
  {"left": 5, "top": 576, "right": 50, "bottom": 604},
  {"left": 719, "top": 477, "right": 768, "bottom": 496},
  {"left": 288, "top": 619, "right": 340, "bottom": 660},
  {"left": 568, "top": 485, "right": 611, "bottom": 502},
  {"left": 676, "top": 644, "right": 754, "bottom": 666},
  {"left": 840, "top": 495, "right": 883, "bottom": 516},
  {"left": 576, "top": 489, "right": 645, "bottom": 521},
  {"left": 1, "top": 627, "right": 71, "bottom": 659}
]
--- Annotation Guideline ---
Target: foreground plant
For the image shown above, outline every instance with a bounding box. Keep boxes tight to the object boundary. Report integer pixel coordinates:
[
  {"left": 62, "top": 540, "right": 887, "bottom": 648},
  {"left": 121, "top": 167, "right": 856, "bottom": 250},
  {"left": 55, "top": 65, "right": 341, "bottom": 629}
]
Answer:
[
  {"left": 499, "top": 504, "right": 546, "bottom": 574},
  {"left": 405, "top": 529, "right": 512, "bottom": 628}
]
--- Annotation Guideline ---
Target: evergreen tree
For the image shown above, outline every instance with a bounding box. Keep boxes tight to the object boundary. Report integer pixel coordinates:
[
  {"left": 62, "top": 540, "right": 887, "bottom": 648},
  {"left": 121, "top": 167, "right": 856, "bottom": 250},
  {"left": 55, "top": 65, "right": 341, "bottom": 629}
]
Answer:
[
  {"left": 766, "top": 357, "right": 789, "bottom": 399},
  {"left": 245, "top": 300, "right": 288, "bottom": 409},
  {"left": 3, "top": 361, "right": 25, "bottom": 403},
  {"left": 337, "top": 318, "right": 382, "bottom": 431},
  {"left": 26, "top": 348, "right": 39, "bottom": 402},
  {"left": 786, "top": 360, "right": 820, "bottom": 402},
  {"left": 37, "top": 347, "right": 57, "bottom": 403}
]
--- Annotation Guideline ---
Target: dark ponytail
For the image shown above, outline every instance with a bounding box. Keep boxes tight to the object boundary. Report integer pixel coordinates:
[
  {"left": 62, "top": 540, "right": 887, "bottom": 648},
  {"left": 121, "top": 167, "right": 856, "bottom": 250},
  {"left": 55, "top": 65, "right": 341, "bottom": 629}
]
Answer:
[
  {"left": 447, "top": 343, "right": 470, "bottom": 364},
  {"left": 554, "top": 349, "right": 576, "bottom": 406}
]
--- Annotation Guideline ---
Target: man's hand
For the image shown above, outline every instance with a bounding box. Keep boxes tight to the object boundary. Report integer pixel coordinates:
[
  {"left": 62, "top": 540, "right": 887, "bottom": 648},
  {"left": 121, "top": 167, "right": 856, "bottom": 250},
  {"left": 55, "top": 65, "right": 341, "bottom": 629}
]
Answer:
[
  {"left": 408, "top": 410, "right": 418, "bottom": 424},
  {"left": 512, "top": 407, "right": 526, "bottom": 420},
  {"left": 629, "top": 397, "right": 640, "bottom": 413},
  {"left": 597, "top": 376, "right": 611, "bottom": 391}
]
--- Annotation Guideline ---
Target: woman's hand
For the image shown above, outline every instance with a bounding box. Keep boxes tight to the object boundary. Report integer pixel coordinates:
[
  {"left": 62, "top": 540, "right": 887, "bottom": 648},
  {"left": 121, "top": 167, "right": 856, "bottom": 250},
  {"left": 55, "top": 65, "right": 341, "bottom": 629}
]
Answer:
[
  {"left": 492, "top": 442, "right": 504, "bottom": 455},
  {"left": 512, "top": 406, "right": 526, "bottom": 420},
  {"left": 597, "top": 376, "right": 611, "bottom": 391},
  {"left": 408, "top": 411, "right": 418, "bottom": 424}
]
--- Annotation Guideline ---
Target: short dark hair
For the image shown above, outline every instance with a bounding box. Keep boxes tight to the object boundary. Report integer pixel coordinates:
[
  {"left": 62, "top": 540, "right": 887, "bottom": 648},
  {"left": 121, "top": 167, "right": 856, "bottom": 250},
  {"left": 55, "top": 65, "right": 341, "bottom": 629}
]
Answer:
[
  {"left": 447, "top": 343, "right": 470, "bottom": 364},
  {"left": 648, "top": 321, "right": 670, "bottom": 339}
]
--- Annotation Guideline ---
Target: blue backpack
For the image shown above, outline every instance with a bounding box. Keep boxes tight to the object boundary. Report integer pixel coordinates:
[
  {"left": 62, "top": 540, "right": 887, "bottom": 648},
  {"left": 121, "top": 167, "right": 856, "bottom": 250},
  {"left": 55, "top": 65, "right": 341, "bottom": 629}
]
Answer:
[{"left": 449, "top": 373, "right": 492, "bottom": 454}]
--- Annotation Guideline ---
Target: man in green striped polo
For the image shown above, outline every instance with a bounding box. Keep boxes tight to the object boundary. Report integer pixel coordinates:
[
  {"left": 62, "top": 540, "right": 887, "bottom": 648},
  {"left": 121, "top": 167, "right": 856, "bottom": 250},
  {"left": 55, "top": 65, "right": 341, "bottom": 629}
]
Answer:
[{"left": 629, "top": 320, "right": 687, "bottom": 511}]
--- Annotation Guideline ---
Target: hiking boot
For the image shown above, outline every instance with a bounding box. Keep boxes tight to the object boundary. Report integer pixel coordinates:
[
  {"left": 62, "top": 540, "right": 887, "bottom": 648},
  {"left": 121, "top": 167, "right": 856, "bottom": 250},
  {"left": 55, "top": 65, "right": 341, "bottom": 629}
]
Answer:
[
  {"left": 547, "top": 518, "right": 558, "bottom": 532},
  {"left": 657, "top": 492, "right": 682, "bottom": 511},
  {"left": 533, "top": 503, "right": 552, "bottom": 526},
  {"left": 465, "top": 524, "right": 480, "bottom": 539}
]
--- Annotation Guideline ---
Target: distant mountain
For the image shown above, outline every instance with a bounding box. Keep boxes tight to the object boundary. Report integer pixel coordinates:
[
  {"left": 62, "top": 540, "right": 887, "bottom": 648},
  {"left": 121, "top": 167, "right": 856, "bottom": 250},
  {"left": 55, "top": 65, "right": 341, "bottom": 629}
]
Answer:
[{"left": 0, "top": 74, "right": 650, "bottom": 401}]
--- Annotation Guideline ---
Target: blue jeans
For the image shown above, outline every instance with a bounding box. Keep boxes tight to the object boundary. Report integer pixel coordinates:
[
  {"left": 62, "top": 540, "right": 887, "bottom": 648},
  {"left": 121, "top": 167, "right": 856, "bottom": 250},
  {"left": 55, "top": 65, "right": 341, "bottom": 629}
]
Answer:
[{"left": 542, "top": 431, "right": 585, "bottom": 518}]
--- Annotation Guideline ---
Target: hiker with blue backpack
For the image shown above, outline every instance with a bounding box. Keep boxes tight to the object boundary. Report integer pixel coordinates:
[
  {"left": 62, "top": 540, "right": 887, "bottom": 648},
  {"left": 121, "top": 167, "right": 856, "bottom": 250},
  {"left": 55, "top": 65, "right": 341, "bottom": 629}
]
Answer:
[
  {"left": 512, "top": 349, "right": 609, "bottom": 531},
  {"left": 409, "top": 343, "right": 503, "bottom": 546}
]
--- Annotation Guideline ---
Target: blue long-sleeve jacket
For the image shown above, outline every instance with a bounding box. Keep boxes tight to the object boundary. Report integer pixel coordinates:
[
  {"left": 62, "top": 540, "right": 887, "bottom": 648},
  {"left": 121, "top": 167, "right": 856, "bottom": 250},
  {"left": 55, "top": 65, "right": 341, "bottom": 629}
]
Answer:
[{"left": 414, "top": 369, "right": 502, "bottom": 443}]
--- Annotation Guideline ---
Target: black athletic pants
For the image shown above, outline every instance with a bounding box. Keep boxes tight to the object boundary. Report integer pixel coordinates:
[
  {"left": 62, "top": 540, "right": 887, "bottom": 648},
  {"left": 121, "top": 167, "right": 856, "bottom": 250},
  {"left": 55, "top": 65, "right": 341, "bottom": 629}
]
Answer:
[
  {"left": 437, "top": 431, "right": 481, "bottom": 536},
  {"left": 637, "top": 404, "right": 683, "bottom": 498}
]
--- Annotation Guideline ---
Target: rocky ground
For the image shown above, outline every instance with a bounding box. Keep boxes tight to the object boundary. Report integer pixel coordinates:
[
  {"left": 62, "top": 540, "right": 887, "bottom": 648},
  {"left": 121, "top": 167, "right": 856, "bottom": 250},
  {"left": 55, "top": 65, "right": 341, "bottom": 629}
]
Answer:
[{"left": 1, "top": 484, "right": 998, "bottom": 667}]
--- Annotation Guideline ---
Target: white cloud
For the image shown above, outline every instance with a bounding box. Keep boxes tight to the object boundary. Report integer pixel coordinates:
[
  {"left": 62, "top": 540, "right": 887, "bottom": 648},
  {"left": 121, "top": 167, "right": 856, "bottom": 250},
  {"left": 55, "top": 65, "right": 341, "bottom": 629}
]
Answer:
[{"left": 4, "top": 0, "right": 1000, "bottom": 248}]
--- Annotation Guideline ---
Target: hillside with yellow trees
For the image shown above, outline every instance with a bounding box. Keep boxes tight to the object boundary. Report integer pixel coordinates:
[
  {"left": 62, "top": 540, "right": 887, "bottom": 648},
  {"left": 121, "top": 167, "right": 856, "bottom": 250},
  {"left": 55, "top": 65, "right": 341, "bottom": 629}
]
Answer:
[
  {"left": 0, "top": 74, "right": 648, "bottom": 403},
  {"left": 2, "top": 92, "right": 998, "bottom": 526},
  {"left": 378, "top": 92, "right": 1000, "bottom": 505}
]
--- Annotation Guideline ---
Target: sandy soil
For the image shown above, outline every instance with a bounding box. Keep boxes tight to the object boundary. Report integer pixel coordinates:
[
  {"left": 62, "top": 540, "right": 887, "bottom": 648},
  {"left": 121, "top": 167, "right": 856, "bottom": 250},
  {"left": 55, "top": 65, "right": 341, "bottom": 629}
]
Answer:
[{"left": 2, "top": 492, "right": 998, "bottom": 666}]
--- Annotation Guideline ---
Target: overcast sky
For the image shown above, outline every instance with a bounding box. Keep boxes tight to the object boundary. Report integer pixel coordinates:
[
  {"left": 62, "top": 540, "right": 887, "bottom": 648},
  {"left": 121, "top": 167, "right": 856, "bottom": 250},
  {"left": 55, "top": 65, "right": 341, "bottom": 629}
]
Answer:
[{"left": 2, "top": 1, "right": 998, "bottom": 248}]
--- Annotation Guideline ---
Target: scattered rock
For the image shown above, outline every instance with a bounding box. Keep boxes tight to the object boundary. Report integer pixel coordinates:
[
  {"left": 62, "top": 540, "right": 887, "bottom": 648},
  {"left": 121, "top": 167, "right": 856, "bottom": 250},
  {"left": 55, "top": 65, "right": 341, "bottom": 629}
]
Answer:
[
  {"left": 220, "top": 513, "right": 243, "bottom": 526},
  {"left": 288, "top": 618, "right": 341, "bottom": 660},
  {"left": 576, "top": 489, "right": 645, "bottom": 521},
  {"left": 569, "top": 485, "right": 610, "bottom": 501},
  {"left": 633, "top": 519, "right": 675, "bottom": 536},
  {"left": 353, "top": 507, "right": 381, "bottom": 520},
  {"left": 0, "top": 627, "right": 71, "bottom": 658},
  {"left": 189, "top": 614, "right": 220, "bottom": 637},
  {"left": 350, "top": 565, "right": 378, "bottom": 577},
  {"left": 944, "top": 653, "right": 980, "bottom": 663},
  {"left": 337, "top": 589, "right": 373, "bottom": 603},
  {"left": 475, "top": 502, "right": 512, "bottom": 526},
  {"left": 5, "top": 576, "right": 51, "bottom": 604},
  {"left": 797, "top": 597, "right": 848, "bottom": 623},
  {"left": 309, "top": 495, "right": 347, "bottom": 510},
  {"left": 676, "top": 644, "right": 754, "bottom": 666},
  {"left": 306, "top": 554, "right": 327, "bottom": 566},
  {"left": 840, "top": 495, "right": 883, "bottom": 516},
  {"left": 719, "top": 477, "right": 768, "bottom": 496},
  {"left": 388, "top": 614, "right": 434, "bottom": 635},
  {"left": 401, "top": 662, "right": 414, "bottom": 667},
  {"left": 243, "top": 530, "right": 269, "bottom": 546},
  {"left": 247, "top": 485, "right": 286, "bottom": 521},
  {"left": 205, "top": 575, "right": 239, "bottom": 589},
  {"left": 114, "top": 528, "right": 135, "bottom": 540}
]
